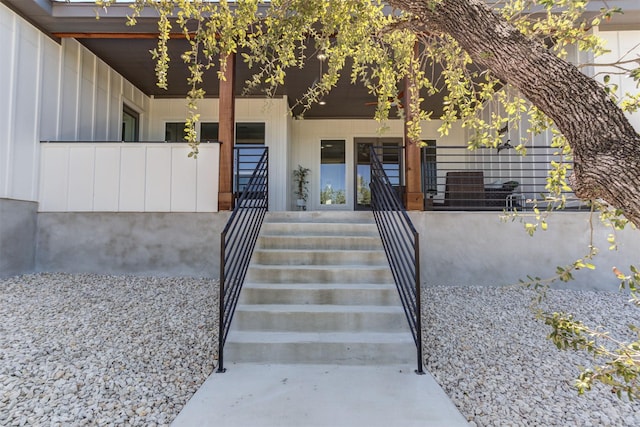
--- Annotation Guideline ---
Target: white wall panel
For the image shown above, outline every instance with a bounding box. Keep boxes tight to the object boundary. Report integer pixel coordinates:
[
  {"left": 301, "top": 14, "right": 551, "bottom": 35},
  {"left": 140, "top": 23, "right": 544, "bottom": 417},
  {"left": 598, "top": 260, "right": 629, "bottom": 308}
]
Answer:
[
  {"left": 93, "top": 146, "right": 120, "bottom": 211},
  {"left": 1, "top": 5, "right": 156, "bottom": 204},
  {"left": 148, "top": 97, "right": 289, "bottom": 210},
  {"left": 40, "top": 46, "right": 61, "bottom": 141},
  {"left": 95, "top": 87, "right": 110, "bottom": 140},
  {"left": 109, "top": 94, "right": 121, "bottom": 141},
  {"left": 78, "top": 52, "right": 96, "bottom": 140},
  {"left": 67, "top": 146, "right": 95, "bottom": 211},
  {"left": 12, "top": 27, "right": 40, "bottom": 201},
  {"left": 60, "top": 41, "right": 80, "bottom": 140},
  {"left": 171, "top": 146, "right": 198, "bottom": 211},
  {"left": 596, "top": 30, "right": 640, "bottom": 132},
  {"left": 119, "top": 145, "right": 146, "bottom": 211},
  {"left": 0, "top": 8, "right": 16, "bottom": 198},
  {"left": 196, "top": 145, "right": 219, "bottom": 211},
  {"left": 39, "top": 145, "right": 69, "bottom": 211},
  {"left": 145, "top": 147, "right": 172, "bottom": 211},
  {"left": 39, "top": 143, "right": 219, "bottom": 212}
]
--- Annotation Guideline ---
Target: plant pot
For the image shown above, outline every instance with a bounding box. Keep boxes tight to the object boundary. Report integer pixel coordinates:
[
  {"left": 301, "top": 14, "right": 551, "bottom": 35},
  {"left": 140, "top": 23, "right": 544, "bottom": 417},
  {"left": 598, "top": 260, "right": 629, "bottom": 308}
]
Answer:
[{"left": 296, "top": 199, "right": 307, "bottom": 210}]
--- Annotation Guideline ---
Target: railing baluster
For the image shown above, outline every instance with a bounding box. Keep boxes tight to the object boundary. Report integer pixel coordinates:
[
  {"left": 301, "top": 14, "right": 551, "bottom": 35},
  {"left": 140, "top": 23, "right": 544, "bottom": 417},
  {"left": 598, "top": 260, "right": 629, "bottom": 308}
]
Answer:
[
  {"left": 369, "top": 146, "right": 424, "bottom": 375},
  {"left": 217, "top": 147, "right": 269, "bottom": 373}
]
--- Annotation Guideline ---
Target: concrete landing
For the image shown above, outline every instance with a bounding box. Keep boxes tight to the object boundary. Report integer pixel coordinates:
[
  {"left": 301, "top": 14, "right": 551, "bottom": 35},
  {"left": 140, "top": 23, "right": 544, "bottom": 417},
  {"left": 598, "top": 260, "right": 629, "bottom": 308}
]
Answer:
[{"left": 171, "top": 364, "right": 470, "bottom": 427}]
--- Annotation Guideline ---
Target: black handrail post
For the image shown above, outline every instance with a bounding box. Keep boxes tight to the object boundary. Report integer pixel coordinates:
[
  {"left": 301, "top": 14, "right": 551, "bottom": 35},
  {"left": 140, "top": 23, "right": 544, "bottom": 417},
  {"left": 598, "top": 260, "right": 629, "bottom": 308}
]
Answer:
[
  {"left": 217, "top": 232, "right": 227, "bottom": 373},
  {"left": 414, "top": 230, "right": 424, "bottom": 375}
]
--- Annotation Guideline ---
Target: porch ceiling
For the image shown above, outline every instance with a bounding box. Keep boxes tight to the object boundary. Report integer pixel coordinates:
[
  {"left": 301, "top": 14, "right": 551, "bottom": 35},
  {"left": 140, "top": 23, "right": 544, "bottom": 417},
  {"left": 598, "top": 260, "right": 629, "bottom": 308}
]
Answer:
[
  {"left": 3, "top": 0, "right": 447, "bottom": 119},
  {"left": 4, "top": 1, "right": 640, "bottom": 119}
]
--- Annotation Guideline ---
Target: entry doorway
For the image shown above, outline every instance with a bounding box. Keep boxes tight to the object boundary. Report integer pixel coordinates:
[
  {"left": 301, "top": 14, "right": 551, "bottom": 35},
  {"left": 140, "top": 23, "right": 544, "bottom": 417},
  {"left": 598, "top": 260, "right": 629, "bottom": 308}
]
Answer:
[{"left": 354, "top": 138, "right": 403, "bottom": 210}]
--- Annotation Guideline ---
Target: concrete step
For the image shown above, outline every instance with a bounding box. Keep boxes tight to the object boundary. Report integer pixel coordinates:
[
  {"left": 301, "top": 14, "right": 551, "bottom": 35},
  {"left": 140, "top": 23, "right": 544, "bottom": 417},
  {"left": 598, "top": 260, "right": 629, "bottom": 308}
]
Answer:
[
  {"left": 246, "top": 265, "right": 393, "bottom": 284},
  {"left": 261, "top": 222, "right": 378, "bottom": 237},
  {"left": 223, "top": 210, "right": 415, "bottom": 367},
  {"left": 224, "top": 331, "right": 416, "bottom": 365},
  {"left": 239, "top": 283, "right": 400, "bottom": 306},
  {"left": 258, "top": 235, "right": 383, "bottom": 250},
  {"left": 231, "top": 304, "right": 407, "bottom": 332},
  {"left": 265, "top": 211, "right": 375, "bottom": 224},
  {"left": 251, "top": 249, "right": 387, "bottom": 266}
]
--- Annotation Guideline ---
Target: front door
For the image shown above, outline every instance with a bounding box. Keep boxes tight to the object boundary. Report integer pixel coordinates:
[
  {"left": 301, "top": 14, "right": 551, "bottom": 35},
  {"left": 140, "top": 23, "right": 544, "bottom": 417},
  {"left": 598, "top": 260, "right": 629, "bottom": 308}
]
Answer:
[{"left": 354, "top": 138, "right": 403, "bottom": 210}]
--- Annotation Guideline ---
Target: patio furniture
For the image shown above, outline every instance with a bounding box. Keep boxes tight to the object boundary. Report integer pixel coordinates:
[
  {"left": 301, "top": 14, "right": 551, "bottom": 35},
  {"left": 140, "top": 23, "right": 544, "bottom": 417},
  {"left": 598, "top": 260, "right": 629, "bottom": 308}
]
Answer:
[{"left": 445, "top": 171, "right": 486, "bottom": 208}]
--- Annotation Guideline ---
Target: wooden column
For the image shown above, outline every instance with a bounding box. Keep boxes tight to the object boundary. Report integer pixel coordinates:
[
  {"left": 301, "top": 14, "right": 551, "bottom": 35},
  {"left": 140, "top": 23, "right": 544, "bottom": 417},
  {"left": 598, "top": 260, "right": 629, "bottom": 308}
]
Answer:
[
  {"left": 403, "top": 57, "right": 424, "bottom": 211},
  {"left": 218, "top": 53, "right": 236, "bottom": 211}
]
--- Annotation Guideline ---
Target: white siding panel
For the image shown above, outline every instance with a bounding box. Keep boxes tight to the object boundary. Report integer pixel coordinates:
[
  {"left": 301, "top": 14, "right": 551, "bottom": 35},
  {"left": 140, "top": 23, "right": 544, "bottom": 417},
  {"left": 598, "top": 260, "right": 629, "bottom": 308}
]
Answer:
[
  {"left": 12, "top": 28, "right": 40, "bottom": 200},
  {"left": 93, "top": 146, "right": 121, "bottom": 211},
  {"left": 39, "top": 143, "right": 220, "bottom": 212},
  {"left": 145, "top": 146, "right": 171, "bottom": 211},
  {"left": 0, "top": 10, "right": 15, "bottom": 197},
  {"left": 196, "top": 145, "right": 219, "bottom": 212},
  {"left": 78, "top": 60, "right": 95, "bottom": 141},
  {"left": 596, "top": 30, "right": 640, "bottom": 132},
  {"left": 39, "top": 145, "right": 69, "bottom": 211},
  {"left": 119, "top": 146, "right": 146, "bottom": 211},
  {"left": 39, "top": 46, "right": 61, "bottom": 141},
  {"left": 171, "top": 146, "right": 197, "bottom": 211},
  {"left": 94, "top": 87, "right": 110, "bottom": 140},
  {"left": 67, "top": 146, "right": 95, "bottom": 211},
  {"left": 109, "top": 94, "right": 121, "bottom": 141},
  {"left": 60, "top": 41, "right": 80, "bottom": 140}
]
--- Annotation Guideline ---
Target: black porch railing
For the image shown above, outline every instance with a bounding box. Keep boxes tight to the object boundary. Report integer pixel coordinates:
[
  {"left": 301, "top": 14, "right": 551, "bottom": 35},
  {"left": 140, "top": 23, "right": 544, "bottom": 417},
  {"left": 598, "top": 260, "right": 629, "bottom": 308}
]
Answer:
[
  {"left": 370, "top": 147, "right": 424, "bottom": 375},
  {"left": 217, "top": 146, "right": 268, "bottom": 373},
  {"left": 422, "top": 144, "right": 584, "bottom": 211}
]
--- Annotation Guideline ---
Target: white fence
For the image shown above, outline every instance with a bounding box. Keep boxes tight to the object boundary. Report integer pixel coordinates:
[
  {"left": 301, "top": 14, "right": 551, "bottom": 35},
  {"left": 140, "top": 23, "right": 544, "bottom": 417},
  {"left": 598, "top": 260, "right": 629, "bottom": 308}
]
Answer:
[{"left": 39, "top": 142, "right": 220, "bottom": 212}]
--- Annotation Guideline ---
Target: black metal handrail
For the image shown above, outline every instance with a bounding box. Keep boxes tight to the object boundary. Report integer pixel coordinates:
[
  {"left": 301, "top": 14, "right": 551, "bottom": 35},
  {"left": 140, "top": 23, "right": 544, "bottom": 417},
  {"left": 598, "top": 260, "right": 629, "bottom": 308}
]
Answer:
[
  {"left": 369, "top": 147, "right": 424, "bottom": 375},
  {"left": 217, "top": 146, "right": 268, "bottom": 373}
]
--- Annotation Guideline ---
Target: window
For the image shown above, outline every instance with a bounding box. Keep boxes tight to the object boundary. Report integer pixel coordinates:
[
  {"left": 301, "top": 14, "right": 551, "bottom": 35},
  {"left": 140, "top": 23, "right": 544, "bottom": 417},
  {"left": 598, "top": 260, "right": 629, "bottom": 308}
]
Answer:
[
  {"left": 201, "top": 123, "right": 219, "bottom": 141},
  {"left": 122, "top": 105, "right": 139, "bottom": 142},
  {"left": 165, "top": 122, "right": 187, "bottom": 142},
  {"left": 320, "top": 140, "right": 346, "bottom": 205},
  {"left": 198, "top": 122, "right": 266, "bottom": 144}
]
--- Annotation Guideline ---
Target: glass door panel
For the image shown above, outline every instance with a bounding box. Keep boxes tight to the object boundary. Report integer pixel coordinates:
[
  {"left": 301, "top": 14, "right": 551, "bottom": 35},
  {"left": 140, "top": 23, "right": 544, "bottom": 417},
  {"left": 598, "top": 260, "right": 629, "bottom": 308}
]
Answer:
[
  {"left": 320, "top": 140, "right": 346, "bottom": 205},
  {"left": 354, "top": 138, "right": 402, "bottom": 210}
]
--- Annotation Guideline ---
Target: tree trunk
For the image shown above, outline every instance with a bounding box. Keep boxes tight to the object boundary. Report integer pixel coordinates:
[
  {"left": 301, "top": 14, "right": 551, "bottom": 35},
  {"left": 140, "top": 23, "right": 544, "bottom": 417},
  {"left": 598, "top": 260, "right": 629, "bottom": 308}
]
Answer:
[{"left": 389, "top": 0, "right": 640, "bottom": 227}]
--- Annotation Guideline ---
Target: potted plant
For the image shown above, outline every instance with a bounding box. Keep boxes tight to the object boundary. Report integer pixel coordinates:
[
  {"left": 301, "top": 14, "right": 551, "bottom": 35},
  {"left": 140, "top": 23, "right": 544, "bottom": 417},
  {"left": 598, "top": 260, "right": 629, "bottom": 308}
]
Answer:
[{"left": 293, "top": 165, "right": 310, "bottom": 210}]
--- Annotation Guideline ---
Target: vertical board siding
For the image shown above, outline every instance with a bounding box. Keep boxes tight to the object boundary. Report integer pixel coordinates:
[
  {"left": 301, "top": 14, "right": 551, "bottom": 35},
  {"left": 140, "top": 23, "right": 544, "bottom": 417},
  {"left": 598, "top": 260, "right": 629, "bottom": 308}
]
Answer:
[
  {"left": 145, "top": 146, "right": 172, "bottom": 211},
  {"left": 93, "top": 146, "right": 121, "bottom": 211},
  {"left": 39, "top": 145, "right": 69, "bottom": 212},
  {"left": 39, "top": 143, "right": 219, "bottom": 213},
  {"left": 0, "top": 4, "right": 152, "bottom": 202},
  {"left": 195, "top": 147, "right": 219, "bottom": 212},
  {"left": 119, "top": 145, "right": 146, "bottom": 212},
  {"left": 171, "top": 146, "right": 198, "bottom": 212},
  {"left": 596, "top": 29, "right": 640, "bottom": 132},
  {"left": 67, "top": 146, "right": 95, "bottom": 211}
]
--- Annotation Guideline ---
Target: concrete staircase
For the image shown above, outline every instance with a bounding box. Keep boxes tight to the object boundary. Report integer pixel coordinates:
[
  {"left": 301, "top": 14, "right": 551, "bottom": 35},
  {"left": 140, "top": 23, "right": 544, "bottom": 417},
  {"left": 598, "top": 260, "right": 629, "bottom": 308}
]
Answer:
[{"left": 224, "top": 211, "right": 415, "bottom": 365}]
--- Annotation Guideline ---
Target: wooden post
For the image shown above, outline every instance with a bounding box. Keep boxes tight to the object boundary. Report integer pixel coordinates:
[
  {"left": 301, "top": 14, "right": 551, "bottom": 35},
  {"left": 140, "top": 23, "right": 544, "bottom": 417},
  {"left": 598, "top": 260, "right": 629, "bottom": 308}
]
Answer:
[
  {"left": 218, "top": 53, "right": 236, "bottom": 211},
  {"left": 403, "top": 48, "right": 424, "bottom": 211}
]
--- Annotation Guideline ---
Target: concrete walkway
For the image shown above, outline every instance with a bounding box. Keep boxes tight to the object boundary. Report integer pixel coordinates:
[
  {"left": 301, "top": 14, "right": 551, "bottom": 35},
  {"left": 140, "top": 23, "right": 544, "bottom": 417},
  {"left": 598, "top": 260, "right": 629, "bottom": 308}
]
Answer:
[{"left": 171, "top": 363, "right": 469, "bottom": 427}]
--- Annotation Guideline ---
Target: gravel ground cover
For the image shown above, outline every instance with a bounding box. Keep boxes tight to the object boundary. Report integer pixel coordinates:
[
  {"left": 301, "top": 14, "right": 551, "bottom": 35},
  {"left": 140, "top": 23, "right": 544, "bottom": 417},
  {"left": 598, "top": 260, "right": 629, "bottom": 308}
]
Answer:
[
  {"left": 423, "top": 285, "right": 640, "bottom": 426},
  {"left": 0, "top": 273, "right": 218, "bottom": 426},
  {"left": 3, "top": 274, "right": 640, "bottom": 426}
]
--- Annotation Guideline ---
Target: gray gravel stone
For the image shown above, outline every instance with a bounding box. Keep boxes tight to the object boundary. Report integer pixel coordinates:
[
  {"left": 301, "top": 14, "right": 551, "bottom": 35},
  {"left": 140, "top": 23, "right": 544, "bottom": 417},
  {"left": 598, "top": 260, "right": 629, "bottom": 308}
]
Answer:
[
  {"left": 423, "top": 285, "right": 640, "bottom": 426},
  {"left": 0, "top": 273, "right": 217, "bottom": 426}
]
